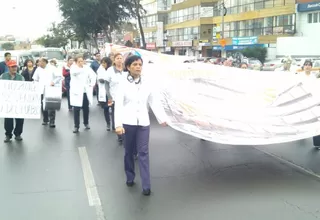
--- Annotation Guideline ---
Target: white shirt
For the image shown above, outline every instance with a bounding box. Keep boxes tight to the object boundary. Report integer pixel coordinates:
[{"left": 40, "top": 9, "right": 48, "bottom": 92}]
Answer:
[
  {"left": 32, "top": 65, "right": 61, "bottom": 94},
  {"left": 114, "top": 76, "right": 167, "bottom": 128},
  {"left": 105, "top": 66, "right": 127, "bottom": 100}
]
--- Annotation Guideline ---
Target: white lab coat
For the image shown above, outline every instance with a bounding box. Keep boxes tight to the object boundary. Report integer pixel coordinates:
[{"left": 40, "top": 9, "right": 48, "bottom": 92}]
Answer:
[
  {"left": 114, "top": 76, "right": 167, "bottom": 128},
  {"left": 33, "top": 65, "right": 62, "bottom": 94},
  {"left": 70, "top": 64, "right": 96, "bottom": 107},
  {"left": 97, "top": 65, "right": 108, "bottom": 102}
]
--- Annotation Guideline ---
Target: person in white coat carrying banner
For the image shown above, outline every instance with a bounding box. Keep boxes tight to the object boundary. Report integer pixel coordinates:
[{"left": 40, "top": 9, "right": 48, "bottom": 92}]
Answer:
[{"left": 70, "top": 55, "right": 97, "bottom": 133}]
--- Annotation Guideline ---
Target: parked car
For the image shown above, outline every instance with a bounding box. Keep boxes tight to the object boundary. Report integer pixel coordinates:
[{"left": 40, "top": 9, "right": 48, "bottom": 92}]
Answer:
[
  {"left": 262, "top": 59, "right": 284, "bottom": 71},
  {"left": 246, "top": 58, "right": 263, "bottom": 71}
]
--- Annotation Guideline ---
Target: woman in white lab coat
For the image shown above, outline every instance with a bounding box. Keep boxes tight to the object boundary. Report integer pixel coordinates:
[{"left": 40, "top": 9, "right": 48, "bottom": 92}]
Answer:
[
  {"left": 97, "top": 57, "right": 113, "bottom": 130},
  {"left": 115, "top": 55, "right": 168, "bottom": 196},
  {"left": 70, "top": 55, "right": 97, "bottom": 133}
]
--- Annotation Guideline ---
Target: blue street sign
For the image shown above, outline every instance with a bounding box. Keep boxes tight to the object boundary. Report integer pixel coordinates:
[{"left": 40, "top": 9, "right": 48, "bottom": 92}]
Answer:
[{"left": 232, "top": 36, "right": 258, "bottom": 45}]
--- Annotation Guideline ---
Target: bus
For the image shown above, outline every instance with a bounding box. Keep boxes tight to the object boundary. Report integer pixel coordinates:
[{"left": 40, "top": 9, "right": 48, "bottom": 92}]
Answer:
[{"left": 29, "top": 47, "right": 65, "bottom": 61}]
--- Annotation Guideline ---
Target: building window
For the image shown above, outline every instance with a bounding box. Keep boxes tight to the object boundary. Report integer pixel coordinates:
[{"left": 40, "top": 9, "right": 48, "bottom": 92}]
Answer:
[
  {"left": 219, "top": 14, "right": 295, "bottom": 37},
  {"left": 213, "top": 0, "right": 290, "bottom": 16},
  {"left": 307, "top": 13, "right": 320, "bottom": 23},
  {"left": 168, "top": 6, "right": 200, "bottom": 24},
  {"left": 308, "top": 13, "right": 313, "bottom": 23}
]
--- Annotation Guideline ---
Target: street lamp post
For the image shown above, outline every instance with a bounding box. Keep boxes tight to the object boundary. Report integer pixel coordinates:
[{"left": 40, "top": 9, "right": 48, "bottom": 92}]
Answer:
[{"left": 220, "top": 1, "right": 226, "bottom": 57}]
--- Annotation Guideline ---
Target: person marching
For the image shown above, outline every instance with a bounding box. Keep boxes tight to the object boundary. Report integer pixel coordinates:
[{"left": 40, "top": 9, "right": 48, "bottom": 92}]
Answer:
[
  {"left": 0, "top": 60, "right": 25, "bottom": 142},
  {"left": 63, "top": 57, "right": 74, "bottom": 111},
  {"left": 97, "top": 57, "right": 113, "bottom": 130},
  {"left": 33, "top": 57, "right": 62, "bottom": 128},
  {"left": 115, "top": 55, "right": 168, "bottom": 196},
  {"left": 105, "top": 53, "right": 127, "bottom": 142},
  {"left": 70, "top": 55, "right": 97, "bottom": 133}
]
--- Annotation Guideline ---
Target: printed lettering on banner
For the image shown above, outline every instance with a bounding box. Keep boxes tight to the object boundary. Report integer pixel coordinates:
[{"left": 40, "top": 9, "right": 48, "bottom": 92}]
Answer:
[{"left": 0, "top": 81, "right": 41, "bottom": 119}]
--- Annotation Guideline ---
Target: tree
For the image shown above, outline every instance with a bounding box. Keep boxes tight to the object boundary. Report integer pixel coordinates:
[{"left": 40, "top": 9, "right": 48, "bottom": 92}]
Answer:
[
  {"left": 242, "top": 47, "right": 267, "bottom": 64},
  {"left": 1, "top": 42, "right": 15, "bottom": 50},
  {"left": 35, "top": 22, "right": 71, "bottom": 48},
  {"left": 58, "top": 0, "right": 144, "bottom": 49}
]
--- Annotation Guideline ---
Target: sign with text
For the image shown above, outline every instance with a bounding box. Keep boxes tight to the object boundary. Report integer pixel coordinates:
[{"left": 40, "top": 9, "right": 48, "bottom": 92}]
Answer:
[
  {"left": 297, "top": 2, "right": 320, "bottom": 12},
  {"left": 232, "top": 36, "right": 258, "bottom": 45},
  {"left": 0, "top": 81, "right": 41, "bottom": 119},
  {"left": 172, "top": 41, "right": 193, "bottom": 47}
]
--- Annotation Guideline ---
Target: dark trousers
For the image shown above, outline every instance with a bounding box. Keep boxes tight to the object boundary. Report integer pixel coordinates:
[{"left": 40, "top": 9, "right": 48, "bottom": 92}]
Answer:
[
  {"left": 66, "top": 88, "right": 71, "bottom": 110},
  {"left": 4, "top": 118, "right": 24, "bottom": 138},
  {"left": 103, "top": 95, "right": 112, "bottom": 127},
  {"left": 41, "top": 94, "right": 56, "bottom": 123},
  {"left": 123, "top": 124, "right": 150, "bottom": 190},
  {"left": 74, "top": 93, "right": 89, "bottom": 128}
]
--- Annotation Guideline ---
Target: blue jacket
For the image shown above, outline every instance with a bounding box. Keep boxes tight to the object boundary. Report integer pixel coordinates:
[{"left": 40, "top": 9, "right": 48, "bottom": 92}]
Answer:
[{"left": 0, "top": 61, "right": 8, "bottom": 75}]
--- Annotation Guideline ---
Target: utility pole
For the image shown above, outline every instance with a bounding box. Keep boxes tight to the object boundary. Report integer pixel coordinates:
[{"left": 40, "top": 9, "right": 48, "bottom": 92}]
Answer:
[{"left": 220, "top": 1, "right": 226, "bottom": 57}]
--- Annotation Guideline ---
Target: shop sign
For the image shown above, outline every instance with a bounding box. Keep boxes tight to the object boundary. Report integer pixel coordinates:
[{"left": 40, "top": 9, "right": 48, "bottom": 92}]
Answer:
[
  {"left": 146, "top": 43, "right": 156, "bottom": 50},
  {"left": 172, "top": 41, "right": 193, "bottom": 47},
  {"left": 297, "top": 2, "right": 320, "bottom": 12},
  {"left": 232, "top": 36, "right": 258, "bottom": 45}
]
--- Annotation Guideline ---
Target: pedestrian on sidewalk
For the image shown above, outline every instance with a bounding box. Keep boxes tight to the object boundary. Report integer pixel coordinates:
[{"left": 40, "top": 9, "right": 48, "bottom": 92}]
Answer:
[
  {"left": 70, "top": 55, "right": 96, "bottom": 133},
  {"left": 0, "top": 60, "right": 25, "bottom": 142},
  {"left": 115, "top": 55, "right": 168, "bottom": 196}
]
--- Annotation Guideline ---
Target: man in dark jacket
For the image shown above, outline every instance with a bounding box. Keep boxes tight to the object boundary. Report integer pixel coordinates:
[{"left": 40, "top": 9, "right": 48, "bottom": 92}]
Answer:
[
  {"left": 0, "top": 60, "right": 25, "bottom": 142},
  {"left": 0, "top": 52, "right": 11, "bottom": 75},
  {"left": 90, "top": 52, "right": 101, "bottom": 103}
]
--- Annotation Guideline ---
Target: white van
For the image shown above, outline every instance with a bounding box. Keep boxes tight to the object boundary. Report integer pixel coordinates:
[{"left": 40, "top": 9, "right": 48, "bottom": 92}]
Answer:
[{"left": 0, "top": 50, "right": 35, "bottom": 70}]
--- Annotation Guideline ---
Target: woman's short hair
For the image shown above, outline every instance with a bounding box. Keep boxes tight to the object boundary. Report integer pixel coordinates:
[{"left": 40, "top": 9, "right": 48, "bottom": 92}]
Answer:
[
  {"left": 75, "top": 55, "right": 84, "bottom": 62},
  {"left": 124, "top": 55, "right": 143, "bottom": 72},
  {"left": 24, "top": 58, "right": 34, "bottom": 67},
  {"left": 101, "top": 57, "right": 112, "bottom": 69}
]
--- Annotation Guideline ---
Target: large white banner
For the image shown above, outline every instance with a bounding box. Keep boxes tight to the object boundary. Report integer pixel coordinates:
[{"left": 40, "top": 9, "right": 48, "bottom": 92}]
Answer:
[
  {"left": 107, "top": 46, "right": 320, "bottom": 145},
  {"left": 0, "top": 81, "right": 41, "bottom": 119},
  {"left": 157, "top": 63, "right": 320, "bottom": 145}
]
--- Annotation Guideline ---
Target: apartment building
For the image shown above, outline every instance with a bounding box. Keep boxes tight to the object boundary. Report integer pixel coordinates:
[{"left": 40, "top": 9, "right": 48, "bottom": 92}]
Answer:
[{"left": 141, "top": 0, "right": 296, "bottom": 57}]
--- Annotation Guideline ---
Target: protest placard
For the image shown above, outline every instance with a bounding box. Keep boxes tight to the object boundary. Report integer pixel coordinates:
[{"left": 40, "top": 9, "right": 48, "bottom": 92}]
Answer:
[{"left": 0, "top": 81, "right": 41, "bottom": 119}]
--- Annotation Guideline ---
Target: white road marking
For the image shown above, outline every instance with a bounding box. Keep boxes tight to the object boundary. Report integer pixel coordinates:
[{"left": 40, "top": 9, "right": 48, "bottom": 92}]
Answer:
[
  {"left": 78, "top": 146, "right": 106, "bottom": 220},
  {"left": 254, "top": 146, "right": 320, "bottom": 180}
]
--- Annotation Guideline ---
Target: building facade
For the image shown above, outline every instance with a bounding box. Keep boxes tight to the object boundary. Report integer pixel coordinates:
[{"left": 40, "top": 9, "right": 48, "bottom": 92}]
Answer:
[
  {"left": 295, "top": 0, "right": 320, "bottom": 37},
  {"left": 141, "top": 0, "right": 296, "bottom": 57}
]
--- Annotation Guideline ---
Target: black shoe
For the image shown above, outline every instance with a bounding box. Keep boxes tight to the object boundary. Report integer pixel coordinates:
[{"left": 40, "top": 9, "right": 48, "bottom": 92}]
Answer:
[
  {"left": 118, "top": 135, "right": 123, "bottom": 142},
  {"left": 107, "top": 124, "right": 111, "bottom": 131},
  {"left": 142, "top": 189, "right": 151, "bottom": 196},
  {"left": 15, "top": 136, "right": 23, "bottom": 141},
  {"left": 73, "top": 127, "right": 79, "bottom": 133},
  {"left": 49, "top": 122, "right": 56, "bottom": 128},
  {"left": 4, "top": 136, "right": 11, "bottom": 143},
  {"left": 84, "top": 124, "right": 90, "bottom": 130},
  {"left": 126, "top": 181, "right": 135, "bottom": 187},
  {"left": 42, "top": 121, "right": 48, "bottom": 125}
]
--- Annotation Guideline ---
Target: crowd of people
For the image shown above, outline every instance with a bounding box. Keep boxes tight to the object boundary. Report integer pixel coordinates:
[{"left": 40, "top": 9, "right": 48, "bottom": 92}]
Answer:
[{"left": 0, "top": 51, "right": 168, "bottom": 196}]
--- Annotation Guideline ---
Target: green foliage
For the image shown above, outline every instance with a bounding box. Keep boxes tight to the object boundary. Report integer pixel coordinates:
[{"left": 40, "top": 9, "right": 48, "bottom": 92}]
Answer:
[
  {"left": 1, "top": 42, "right": 15, "bottom": 50},
  {"left": 58, "top": 0, "right": 143, "bottom": 43},
  {"left": 241, "top": 47, "right": 268, "bottom": 64},
  {"left": 35, "top": 22, "right": 70, "bottom": 48}
]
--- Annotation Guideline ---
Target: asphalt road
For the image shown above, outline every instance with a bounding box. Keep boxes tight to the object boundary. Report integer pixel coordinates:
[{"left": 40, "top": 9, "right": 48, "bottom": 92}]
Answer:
[{"left": 1, "top": 98, "right": 320, "bottom": 220}]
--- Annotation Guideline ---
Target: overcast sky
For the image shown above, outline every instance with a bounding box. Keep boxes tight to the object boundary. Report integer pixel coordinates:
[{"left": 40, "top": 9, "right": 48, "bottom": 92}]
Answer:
[{"left": 1, "top": 0, "right": 62, "bottom": 40}]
